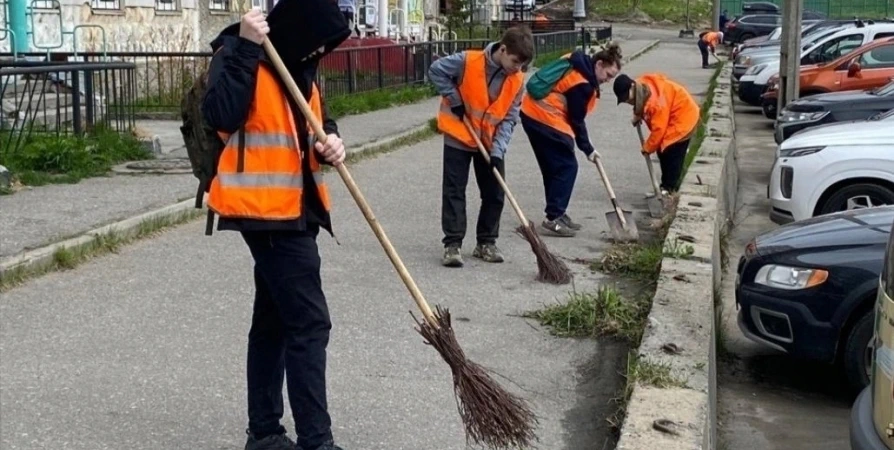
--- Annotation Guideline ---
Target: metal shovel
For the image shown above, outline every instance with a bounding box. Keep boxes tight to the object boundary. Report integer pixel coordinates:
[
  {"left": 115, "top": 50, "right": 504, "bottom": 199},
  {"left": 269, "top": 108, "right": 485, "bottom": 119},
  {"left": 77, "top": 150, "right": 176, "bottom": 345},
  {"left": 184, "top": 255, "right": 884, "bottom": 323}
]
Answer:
[
  {"left": 592, "top": 154, "right": 639, "bottom": 242},
  {"left": 637, "top": 124, "right": 667, "bottom": 218}
]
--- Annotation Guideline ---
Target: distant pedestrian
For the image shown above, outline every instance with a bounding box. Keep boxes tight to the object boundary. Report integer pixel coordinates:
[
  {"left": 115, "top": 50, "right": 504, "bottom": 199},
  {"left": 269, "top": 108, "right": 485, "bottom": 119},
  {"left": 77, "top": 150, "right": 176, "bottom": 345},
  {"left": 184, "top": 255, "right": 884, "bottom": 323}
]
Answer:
[
  {"left": 613, "top": 72, "right": 700, "bottom": 192},
  {"left": 428, "top": 26, "right": 534, "bottom": 267},
  {"left": 519, "top": 42, "right": 623, "bottom": 238},
  {"left": 199, "top": 2, "right": 351, "bottom": 450},
  {"left": 719, "top": 10, "right": 729, "bottom": 31}
]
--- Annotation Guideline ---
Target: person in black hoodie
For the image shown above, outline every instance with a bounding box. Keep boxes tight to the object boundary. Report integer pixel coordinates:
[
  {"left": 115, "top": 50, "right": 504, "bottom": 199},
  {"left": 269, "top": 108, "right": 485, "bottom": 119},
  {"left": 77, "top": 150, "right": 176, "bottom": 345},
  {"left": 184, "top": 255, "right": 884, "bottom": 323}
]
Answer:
[
  {"left": 200, "top": 1, "right": 351, "bottom": 449},
  {"left": 519, "top": 43, "right": 623, "bottom": 238}
]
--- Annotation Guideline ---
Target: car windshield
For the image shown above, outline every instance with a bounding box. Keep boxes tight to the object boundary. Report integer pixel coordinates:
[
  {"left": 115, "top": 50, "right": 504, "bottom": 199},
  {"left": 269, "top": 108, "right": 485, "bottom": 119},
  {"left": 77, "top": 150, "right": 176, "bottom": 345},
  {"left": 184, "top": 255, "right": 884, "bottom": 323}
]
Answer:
[
  {"left": 802, "top": 28, "right": 841, "bottom": 50},
  {"left": 870, "top": 81, "right": 894, "bottom": 96}
]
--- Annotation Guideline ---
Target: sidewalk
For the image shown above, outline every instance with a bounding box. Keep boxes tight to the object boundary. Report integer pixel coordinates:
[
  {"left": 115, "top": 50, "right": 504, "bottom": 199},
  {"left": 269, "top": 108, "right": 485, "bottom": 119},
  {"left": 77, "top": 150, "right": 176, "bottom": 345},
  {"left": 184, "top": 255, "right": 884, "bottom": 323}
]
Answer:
[
  {"left": 0, "top": 39, "right": 711, "bottom": 450},
  {"left": 0, "top": 38, "right": 657, "bottom": 265}
]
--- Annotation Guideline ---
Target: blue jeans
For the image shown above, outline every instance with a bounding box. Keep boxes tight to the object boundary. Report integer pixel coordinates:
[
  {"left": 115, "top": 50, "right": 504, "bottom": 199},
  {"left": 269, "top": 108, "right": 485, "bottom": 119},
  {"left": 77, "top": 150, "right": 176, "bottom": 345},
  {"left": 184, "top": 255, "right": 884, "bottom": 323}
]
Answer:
[
  {"left": 241, "top": 229, "right": 333, "bottom": 450},
  {"left": 522, "top": 115, "right": 579, "bottom": 221}
]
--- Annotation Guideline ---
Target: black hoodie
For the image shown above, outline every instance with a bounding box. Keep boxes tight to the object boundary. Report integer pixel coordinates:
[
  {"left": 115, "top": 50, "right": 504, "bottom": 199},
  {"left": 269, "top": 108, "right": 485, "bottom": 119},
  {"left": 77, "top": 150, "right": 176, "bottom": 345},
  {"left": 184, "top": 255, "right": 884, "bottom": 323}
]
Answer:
[
  {"left": 201, "top": 0, "right": 350, "bottom": 236},
  {"left": 521, "top": 49, "right": 599, "bottom": 155}
]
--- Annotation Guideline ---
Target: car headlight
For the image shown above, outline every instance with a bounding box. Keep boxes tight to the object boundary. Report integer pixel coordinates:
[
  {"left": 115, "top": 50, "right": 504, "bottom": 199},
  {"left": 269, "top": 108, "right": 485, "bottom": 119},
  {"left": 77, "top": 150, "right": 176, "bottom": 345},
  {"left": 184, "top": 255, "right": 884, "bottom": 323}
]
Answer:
[
  {"left": 778, "top": 145, "right": 825, "bottom": 157},
  {"left": 736, "top": 55, "right": 752, "bottom": 66},
  {"left": 746, "top": 63, "right": 767, "bottom": 75},
  {"left": 778, "top": 110, "right": 829, "bottom": 123},
  {"left": 754, "top": 264, "right": 829, "bottom": 290}
]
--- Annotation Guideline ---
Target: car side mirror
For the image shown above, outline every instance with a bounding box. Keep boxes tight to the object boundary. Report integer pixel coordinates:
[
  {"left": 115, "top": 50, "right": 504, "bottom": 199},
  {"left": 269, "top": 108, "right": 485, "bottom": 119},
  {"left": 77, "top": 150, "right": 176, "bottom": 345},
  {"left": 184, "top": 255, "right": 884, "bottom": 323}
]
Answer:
[{"left": 848, "top": 61, "right": 862, "bottom": 77}]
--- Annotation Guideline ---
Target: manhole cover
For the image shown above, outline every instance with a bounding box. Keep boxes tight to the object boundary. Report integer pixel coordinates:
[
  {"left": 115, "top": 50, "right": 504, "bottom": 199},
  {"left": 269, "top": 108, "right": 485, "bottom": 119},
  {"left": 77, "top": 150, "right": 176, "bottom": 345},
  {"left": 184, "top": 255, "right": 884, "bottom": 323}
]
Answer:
[{"left": 123, "top": 158, "right": 193, "bottom": 173}]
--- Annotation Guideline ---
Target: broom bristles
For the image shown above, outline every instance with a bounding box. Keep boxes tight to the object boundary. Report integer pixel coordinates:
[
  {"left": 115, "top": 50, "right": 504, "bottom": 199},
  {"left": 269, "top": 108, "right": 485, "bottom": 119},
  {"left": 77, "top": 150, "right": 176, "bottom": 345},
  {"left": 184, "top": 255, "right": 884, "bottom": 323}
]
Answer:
[
  {"left": 515, "top": 221, "right": 573, "bottom": 285},
  {"left": 413, "top": 306, "right": 539, "bottom": 449}
]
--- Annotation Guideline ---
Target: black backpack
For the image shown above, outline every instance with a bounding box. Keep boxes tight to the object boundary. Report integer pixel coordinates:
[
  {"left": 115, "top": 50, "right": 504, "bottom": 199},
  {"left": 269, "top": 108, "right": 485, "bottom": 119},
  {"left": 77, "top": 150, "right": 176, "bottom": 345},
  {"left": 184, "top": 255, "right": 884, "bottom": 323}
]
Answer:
[{"left": 179, "top": 66, "right": 244, "bottom": 235}]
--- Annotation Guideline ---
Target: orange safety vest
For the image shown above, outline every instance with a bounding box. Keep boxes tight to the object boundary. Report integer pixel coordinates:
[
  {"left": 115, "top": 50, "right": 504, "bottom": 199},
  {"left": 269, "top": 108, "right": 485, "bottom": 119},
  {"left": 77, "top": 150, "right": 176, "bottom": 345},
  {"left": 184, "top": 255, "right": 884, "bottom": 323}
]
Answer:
[
  {"left": 638, "top": 73, "right": 700, "bottom": 154},
  {"left": 207, "top": 63, "right": 331, "bottom": 221},
  {"left": 701, "top": 31, "right": 720, "bottom": 47},
  {"left": 436, "top": 50, "right": 525, "bottom": 151},
  {"left": 520, "top": 54, "right": 598, "bottom": 137}
]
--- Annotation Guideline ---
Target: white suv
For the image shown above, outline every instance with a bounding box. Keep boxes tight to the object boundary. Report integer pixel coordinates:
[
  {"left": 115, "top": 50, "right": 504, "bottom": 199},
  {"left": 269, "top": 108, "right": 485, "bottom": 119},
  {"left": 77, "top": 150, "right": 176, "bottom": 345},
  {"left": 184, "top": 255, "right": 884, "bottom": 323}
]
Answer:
[{"left": 768, "top": 109, "right": 894, "bottom": 224}]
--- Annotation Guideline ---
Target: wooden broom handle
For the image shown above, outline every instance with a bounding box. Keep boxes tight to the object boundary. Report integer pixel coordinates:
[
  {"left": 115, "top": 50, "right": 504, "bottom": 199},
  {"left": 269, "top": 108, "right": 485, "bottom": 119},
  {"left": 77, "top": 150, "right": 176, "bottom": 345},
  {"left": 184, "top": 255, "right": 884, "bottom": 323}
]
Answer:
[
  {"left": 461, "top": 117, "right": 530, "bottom": 227},
  {"left": 261, "top": 39, "right": 437, "bottom": 327}
]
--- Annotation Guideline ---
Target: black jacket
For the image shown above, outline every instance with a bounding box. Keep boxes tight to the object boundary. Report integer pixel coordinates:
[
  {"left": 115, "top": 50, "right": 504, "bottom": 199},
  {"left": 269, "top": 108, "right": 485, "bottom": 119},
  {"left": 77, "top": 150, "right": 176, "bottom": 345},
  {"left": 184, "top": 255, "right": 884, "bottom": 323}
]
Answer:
[{"left": 201, "top": 25, "right": 341, "bottom": 236}]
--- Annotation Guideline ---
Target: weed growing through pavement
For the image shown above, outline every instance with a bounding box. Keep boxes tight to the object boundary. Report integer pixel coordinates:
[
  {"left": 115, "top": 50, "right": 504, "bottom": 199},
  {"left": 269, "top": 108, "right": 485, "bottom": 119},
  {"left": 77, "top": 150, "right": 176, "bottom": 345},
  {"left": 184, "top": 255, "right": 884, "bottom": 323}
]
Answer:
[
  {"left": 607, "top": 352, "right": 689, "bottom": 429},
  {"left": 522, "top": 285, "right": 651, "bottom": 343}
]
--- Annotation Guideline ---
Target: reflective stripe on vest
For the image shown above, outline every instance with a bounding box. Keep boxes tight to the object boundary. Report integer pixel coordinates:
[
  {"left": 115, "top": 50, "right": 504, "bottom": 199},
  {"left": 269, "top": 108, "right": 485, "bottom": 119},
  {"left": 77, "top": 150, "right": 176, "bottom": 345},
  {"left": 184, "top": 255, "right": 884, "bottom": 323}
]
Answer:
[
  {"left": 520, "top": 62, "right": 598, "bottom": 137},
  {"left": 436, "top": 50, "right": 524, "bottom": 150},
  {"left": 207, "top": 63, "right": 331, "bottom": 221}
]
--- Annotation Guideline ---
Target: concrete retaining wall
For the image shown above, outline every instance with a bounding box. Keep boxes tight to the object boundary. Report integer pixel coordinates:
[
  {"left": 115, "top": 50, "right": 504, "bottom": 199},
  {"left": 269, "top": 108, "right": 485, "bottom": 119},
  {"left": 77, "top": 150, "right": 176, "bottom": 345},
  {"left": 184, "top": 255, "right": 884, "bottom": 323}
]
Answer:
[{"left": 615, "top": 62, "right": 737, "bottom": 450}]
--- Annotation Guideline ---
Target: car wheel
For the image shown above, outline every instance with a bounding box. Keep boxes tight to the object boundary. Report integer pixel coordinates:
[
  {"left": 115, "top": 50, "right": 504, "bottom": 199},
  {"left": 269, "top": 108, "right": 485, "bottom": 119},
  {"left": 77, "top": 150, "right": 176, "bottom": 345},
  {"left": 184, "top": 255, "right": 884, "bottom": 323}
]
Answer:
[
  {"left": 762, "top": 101, "right": 777, "bottom": 119},
  {"left": 818, "top": 183, "right": 894, "bottom": 215},
  {"left": 843, "top": 312, "right": 873, "bottom": 391}
]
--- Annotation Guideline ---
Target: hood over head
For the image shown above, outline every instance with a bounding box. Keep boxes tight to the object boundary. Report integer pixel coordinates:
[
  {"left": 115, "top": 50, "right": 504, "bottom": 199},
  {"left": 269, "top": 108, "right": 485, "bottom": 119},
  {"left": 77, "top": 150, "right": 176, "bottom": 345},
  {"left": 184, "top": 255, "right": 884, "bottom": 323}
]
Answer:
[
  {"left": 567, "top": 50, "right": 599, "bottom": 90},
  {"left": 211, "top": 0, "right": 351, "bottom": 69}
]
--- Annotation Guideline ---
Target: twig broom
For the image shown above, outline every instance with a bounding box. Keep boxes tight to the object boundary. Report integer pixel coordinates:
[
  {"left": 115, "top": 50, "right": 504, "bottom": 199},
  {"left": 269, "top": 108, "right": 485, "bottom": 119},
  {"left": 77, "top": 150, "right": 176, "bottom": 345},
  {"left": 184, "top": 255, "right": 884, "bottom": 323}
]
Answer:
[
  {"left": 261, "top": 39, "right": 539, "bottom": 449},
  {"left": 462, "top": 117, "right": 573, "bottom": 285}
]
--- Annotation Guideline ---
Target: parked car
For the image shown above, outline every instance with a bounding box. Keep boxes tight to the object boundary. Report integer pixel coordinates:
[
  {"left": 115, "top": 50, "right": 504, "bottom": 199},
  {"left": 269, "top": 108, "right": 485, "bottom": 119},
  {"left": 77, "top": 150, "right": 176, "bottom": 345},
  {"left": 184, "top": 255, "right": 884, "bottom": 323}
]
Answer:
[
  {"left": 768, "top": 108, "right": 894, "bottom": 225},
  {"left": 736, "top": 206, "right": 894, "bottom": 391},
  {"left": 733, "top": 23, "right": 846, "bottom": 80},
  {"left": 761, "top": 36, "right": 894, "bottom": 118},
  {"left": 775, "top": 82, "right": 894, "bottom": 143},
  {"left": 848, "top": 210, "right": 894, "bottom": 450}
]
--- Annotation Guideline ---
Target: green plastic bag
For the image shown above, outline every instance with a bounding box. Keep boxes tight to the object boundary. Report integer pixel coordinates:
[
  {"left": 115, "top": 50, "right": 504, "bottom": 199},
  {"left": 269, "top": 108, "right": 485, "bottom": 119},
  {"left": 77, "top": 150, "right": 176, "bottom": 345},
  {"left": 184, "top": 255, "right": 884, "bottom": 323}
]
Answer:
[{"left": 525, "top": 58, "right": 572, "bottom": 100}]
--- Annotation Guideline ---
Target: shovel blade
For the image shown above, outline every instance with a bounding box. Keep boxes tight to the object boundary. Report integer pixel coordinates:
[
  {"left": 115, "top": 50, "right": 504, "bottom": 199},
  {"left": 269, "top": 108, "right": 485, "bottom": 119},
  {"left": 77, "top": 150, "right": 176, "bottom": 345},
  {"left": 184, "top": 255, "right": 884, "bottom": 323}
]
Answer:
[
  {"left": 605, "top": 210, "right": 639, "bottom": 242},
  {"left": 647, "top": 196, "right": 665, "bottom": 218}
]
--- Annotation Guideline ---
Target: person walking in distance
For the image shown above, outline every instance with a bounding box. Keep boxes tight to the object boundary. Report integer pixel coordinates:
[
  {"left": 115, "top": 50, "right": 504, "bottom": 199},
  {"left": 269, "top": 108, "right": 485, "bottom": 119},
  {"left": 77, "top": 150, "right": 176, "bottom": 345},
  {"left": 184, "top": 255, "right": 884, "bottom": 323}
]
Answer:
[
  {"left": 200, "top": 3, "right": 351, "bottom": 450},
  {"left": 428, "top": 26, "right": 534, "bottom": 267},
  {"left": 613, "top": 72, "right": 700, "bottom": 193},
  {"left": 519, "top": 43, "right": 623, "bottom": 238}
]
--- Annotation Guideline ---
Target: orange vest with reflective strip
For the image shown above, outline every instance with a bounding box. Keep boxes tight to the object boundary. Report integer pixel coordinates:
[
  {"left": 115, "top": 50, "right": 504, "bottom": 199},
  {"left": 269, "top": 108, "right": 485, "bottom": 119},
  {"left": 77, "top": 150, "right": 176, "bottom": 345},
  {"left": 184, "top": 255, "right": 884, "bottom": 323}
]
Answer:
[
  {"left": 520, "top": 55, "right": 598, "bottom": 137},
  {"left": 638, "top": 73, "right": 700, "bottom": 154},
  {"left": 436, "top": 50, "right": 524, "bottom": 150},
  {"left": 206, "top": 63, "right": 331, "bottom": 221}
]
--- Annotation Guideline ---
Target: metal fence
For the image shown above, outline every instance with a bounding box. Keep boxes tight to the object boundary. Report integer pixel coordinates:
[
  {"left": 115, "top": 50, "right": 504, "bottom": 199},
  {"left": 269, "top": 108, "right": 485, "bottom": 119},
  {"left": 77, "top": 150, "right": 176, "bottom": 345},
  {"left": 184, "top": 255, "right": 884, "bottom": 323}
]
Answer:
[
  {"left": 722, "top": 0, "right": 893, "bottom": 19},
  {"left": 0, "top": 26, "right": 609, "bottom": 119},
  {"left": 0, "top": 61, "right": 136, "bottom": 155}
]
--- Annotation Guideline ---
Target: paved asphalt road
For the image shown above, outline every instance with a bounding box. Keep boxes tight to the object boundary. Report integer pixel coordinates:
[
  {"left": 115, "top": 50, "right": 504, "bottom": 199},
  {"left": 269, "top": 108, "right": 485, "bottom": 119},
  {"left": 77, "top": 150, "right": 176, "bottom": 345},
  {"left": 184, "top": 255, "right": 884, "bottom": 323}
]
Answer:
[{"left": 0, "top": 41, "right": 711, "bottom": 450}]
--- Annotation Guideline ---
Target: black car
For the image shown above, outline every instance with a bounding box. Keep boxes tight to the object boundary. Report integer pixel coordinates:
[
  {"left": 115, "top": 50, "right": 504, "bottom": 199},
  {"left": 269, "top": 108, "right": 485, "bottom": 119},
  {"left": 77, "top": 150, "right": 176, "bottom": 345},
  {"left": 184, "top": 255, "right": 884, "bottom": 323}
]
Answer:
[
  {"left": 774, "top": 82, "right": 894, "bottom": 143},
  {"left": 726, "top": 11, "right": 828, "bottom": 43},
  {"left": 736, "top": 205, "right": 894, "bottom": 391}
]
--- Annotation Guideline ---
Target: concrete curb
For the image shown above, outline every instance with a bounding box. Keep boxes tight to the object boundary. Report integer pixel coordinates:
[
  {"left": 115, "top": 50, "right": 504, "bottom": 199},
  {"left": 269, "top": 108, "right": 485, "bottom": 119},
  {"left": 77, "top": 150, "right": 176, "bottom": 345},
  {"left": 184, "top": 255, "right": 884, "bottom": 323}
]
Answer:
[{"left": 615, "top": 61, "right": 736, "bottom": 449}]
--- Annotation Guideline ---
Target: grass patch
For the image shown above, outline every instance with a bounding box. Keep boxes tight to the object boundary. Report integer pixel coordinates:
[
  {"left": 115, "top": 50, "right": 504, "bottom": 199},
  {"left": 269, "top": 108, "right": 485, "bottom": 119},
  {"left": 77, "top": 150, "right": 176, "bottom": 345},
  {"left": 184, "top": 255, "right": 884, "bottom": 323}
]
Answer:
[
  {"left": 0, "top": 208, "right": 203, "bottom": 292},
  {"left": 592, "top": 236, "right": 695, "bottom": 281},
  {"left": 523, "top": 285, "right": 651, "bottom": 342},
  {"left": 0, "top": 125, "right": 152, "bottom": 188},
  {"left": 325, "top": 84, "right": 438, "bottom": 120},
  {"left": 680, "top": 62, "right": 724, "bottom": 184},
  {"left": 533, "top": 49, "right": 569, "bottom": 69},
  {"left": 608, "top": 352, "right": 689, "bottom": 429},
  {"left": 588, "top": 0, "right": 713, "bottom": 26}
]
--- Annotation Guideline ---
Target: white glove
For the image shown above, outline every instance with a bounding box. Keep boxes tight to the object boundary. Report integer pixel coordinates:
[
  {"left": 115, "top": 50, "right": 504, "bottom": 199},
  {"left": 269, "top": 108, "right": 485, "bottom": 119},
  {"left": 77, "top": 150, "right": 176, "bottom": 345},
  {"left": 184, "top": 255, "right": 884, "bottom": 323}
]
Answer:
[{"left": 587, "top": 150, "right": 601, "bottom": 163}]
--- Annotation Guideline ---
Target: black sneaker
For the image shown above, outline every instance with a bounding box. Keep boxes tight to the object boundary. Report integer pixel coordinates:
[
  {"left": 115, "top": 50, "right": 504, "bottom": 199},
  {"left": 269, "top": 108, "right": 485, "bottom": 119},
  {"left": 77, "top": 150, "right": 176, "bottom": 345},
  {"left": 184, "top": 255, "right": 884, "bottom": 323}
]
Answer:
[
  {"left": 541, "top": 219, "right": 576, "bottom": 237},
  {"left": 559, "top": 214, "right": 582, "bottom": 230},
  {"left": 244, "top": 429, "right": 295, "bottom": 450},
  {"left": 473, "top": 243, "right": 504, "bottom": 263}
]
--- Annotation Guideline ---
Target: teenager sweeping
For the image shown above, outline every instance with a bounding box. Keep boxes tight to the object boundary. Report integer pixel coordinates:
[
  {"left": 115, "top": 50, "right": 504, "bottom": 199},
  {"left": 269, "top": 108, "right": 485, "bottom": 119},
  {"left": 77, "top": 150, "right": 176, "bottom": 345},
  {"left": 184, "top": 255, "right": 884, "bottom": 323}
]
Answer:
[
  {"left": 519, "top": 42, "right": 623, "bottom": 238},
  {"left": 698, "top": 30, "right": 723, "bottom": 68},
  {"left": 429, "top": 26, "right": 534, "bottom": 267},
  {"left": 613, "top": 72, "right": 700, "bottom": 193}
]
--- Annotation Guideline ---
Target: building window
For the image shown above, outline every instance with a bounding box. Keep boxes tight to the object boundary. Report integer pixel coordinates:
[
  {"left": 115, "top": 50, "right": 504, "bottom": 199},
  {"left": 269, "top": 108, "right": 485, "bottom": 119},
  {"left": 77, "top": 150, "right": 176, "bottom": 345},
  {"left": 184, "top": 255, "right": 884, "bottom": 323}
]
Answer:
[
  {"left": 156, "top": 0, "right": 177, "bottom": 11},
  {"left": 209, "top": 0, "right": 229, "bottom": 10},
  {"left": 92, "top": 0, "right": 120, "bottom": 10},
  {"left": 32, "top": 0, "right": 59, "bottom": 9},
  {"left": 251, "top": 0, "right": 266, "bottom": 12}
]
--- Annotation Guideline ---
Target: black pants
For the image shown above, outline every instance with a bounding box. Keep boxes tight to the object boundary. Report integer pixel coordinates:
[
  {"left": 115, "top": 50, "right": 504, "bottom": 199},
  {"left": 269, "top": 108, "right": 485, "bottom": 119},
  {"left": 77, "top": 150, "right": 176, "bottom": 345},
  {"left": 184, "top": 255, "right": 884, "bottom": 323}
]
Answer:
[
  {"left": 698, "top": 40, "right": 709, "bottom": 67},
  {"left": 441, "top": 144, "right": 505, "bottom": 247},
  {"left": 658, "top": 138, "right": 689, "bottom": 192},
  {"left": 241, "top": 229, "right": 333, "bottom": 450},
  {"left": 523, "top": 118, "right": 578, "bottom": 221}
]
